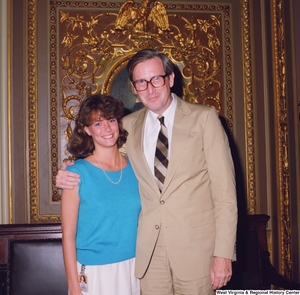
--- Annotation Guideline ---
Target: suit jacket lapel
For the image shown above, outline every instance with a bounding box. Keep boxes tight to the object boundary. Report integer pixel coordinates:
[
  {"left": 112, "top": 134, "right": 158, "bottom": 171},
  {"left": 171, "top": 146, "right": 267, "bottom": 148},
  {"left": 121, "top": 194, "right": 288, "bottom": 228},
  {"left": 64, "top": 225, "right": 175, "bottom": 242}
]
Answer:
[{"left": 162, "top": 98, "right": 193, "bottom": 195}]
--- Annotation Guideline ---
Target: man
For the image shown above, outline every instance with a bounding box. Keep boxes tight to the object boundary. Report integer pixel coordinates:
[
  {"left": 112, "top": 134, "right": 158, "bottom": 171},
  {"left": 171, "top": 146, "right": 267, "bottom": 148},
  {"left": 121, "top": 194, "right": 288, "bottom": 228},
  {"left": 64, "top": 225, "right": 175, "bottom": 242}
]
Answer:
[{"left": 56, "top": 49, "right": 237, "bottom": 294}]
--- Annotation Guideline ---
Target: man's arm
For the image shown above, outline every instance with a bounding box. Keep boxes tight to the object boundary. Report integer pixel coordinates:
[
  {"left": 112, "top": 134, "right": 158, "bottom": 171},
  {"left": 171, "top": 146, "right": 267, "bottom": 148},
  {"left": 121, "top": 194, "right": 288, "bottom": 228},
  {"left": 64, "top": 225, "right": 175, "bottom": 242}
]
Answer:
[
  {"left": 203, "top": 108, "right": 236, "bottom": 289},
  {"left": 55, "top": 161, "right": 80, "bottom": 189}
]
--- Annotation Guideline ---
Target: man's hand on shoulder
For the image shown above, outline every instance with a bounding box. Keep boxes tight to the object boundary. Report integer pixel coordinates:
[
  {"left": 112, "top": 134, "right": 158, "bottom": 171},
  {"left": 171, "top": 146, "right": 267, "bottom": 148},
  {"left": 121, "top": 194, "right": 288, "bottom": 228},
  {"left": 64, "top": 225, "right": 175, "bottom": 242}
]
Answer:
[{"left": 55, "top": 160, "right": 80, "bottom": 190}]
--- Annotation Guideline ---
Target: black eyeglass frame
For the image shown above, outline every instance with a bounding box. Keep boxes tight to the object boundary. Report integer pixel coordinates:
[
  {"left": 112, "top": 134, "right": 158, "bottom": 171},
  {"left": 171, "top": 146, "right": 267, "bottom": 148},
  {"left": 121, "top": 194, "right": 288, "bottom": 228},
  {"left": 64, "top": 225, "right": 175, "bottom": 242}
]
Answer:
[{"left": 132, "top": 74, "right": 169, "bottom": 91}]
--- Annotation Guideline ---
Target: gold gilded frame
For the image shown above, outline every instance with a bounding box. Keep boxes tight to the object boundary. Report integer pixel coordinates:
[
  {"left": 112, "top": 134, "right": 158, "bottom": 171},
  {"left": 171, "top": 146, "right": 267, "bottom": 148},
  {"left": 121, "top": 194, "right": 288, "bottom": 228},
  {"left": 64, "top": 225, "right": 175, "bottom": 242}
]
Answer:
[
  {"left": 241, "top": 0, "right": 256, "bottom": 215},
  {"left": 271, "top": 0, "right": 292, "bottom": 279},
  {"left": 27, "top": 0, "right": 292, "bottom": 278}
]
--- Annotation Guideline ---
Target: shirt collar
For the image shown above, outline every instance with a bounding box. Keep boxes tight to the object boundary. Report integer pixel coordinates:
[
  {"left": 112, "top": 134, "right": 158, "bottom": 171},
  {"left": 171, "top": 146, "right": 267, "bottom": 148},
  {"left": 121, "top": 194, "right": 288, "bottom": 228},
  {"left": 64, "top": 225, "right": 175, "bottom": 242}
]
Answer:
[{"left": 148, "top": 93, "right": 177, "bottom": 125}]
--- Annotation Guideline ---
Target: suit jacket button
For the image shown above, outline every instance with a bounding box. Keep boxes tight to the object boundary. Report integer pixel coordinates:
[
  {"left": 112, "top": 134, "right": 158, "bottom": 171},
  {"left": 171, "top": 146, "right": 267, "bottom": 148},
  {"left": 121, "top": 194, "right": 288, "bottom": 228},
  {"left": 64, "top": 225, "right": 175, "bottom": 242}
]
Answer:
[
  {"left": 160, "top": 200, "right": 165, "bottom": 205},
  {"left": 155, "top": 225, "right": 160, "bottom": 230}
]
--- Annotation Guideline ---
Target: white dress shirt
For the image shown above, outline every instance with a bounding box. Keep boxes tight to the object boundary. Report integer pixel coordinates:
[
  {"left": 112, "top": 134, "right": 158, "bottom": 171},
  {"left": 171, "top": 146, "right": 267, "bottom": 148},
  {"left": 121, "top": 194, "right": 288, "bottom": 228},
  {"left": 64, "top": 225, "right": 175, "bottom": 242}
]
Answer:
[{"left": 143, "top": 94, "right": 177, "bottom": 175}]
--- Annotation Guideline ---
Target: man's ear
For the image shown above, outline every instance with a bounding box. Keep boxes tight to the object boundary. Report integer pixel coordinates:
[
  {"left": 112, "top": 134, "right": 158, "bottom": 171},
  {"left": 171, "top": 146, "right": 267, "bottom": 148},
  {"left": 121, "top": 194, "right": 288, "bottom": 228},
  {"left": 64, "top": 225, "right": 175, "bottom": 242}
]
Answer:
[
  {"left": 169, "top": 72, "right": 175, "bottom": 88},
  {"left": 130, "top": 82, "right": 137, "bottom": 95},
  {"left": 83, "top": 126, "right": 91, "bottom": 136}
]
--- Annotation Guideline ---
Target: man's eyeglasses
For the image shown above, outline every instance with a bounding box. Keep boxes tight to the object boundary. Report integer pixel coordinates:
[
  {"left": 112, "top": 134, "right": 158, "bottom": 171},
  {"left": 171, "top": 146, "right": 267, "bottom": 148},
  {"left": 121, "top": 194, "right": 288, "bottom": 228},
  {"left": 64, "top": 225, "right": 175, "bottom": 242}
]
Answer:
[{"left": 132, "top": 74, "right": 169, "bottom": 91}]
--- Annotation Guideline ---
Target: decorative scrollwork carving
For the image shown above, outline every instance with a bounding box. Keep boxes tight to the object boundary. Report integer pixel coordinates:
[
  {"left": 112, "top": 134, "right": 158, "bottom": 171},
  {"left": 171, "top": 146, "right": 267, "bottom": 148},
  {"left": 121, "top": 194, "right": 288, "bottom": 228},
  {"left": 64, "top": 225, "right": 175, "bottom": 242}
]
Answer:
[{"left": 57, "top": 1, "right": 230, "bottom": 133}]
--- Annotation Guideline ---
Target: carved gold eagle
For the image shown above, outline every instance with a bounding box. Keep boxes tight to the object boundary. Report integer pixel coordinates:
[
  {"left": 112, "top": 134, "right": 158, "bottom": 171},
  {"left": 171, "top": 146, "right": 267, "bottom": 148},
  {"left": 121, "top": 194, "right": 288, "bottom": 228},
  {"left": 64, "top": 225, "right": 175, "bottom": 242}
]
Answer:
[{"left": 115, "top": 0, "right": 169, "bottom": 32}]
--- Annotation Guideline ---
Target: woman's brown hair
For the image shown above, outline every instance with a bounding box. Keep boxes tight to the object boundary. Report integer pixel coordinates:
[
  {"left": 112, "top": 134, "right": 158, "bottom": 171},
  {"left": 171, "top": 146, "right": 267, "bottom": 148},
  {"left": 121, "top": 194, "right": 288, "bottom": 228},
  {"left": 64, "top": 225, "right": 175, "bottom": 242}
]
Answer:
[{"left": 67, "top": 94, "right": 128, "bottom": 159}]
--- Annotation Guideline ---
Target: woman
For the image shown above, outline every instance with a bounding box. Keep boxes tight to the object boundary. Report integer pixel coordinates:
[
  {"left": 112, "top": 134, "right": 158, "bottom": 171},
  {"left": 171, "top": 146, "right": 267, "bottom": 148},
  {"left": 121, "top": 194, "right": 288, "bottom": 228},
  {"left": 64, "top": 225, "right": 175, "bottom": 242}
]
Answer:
[{"left": 61, "top": 94, "right": 141, "bottom": 295}]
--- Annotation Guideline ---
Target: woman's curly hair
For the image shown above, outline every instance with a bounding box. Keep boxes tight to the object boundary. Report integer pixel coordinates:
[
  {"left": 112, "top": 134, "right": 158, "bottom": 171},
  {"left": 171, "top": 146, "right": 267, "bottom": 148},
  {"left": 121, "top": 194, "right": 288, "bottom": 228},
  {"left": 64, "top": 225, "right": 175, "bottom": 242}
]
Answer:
[{"left": 67, "top": 94, "right": 128, "bottom": 159}]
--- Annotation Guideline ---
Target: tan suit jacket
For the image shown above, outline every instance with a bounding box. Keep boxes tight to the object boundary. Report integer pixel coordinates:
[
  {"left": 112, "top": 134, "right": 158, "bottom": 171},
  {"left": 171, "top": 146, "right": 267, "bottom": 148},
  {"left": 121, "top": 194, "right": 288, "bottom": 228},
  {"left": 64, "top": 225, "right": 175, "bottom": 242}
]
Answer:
[{"left": 122, "top": 95, "right": 237, "bottom": 280}]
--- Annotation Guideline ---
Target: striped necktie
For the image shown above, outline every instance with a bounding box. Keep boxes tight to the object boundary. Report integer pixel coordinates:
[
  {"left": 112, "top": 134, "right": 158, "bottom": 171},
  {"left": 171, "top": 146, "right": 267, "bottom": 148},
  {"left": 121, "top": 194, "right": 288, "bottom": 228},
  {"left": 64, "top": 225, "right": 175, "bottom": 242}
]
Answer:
[{"left": 154, "top": 115, "right": 169, "bottom": 191}]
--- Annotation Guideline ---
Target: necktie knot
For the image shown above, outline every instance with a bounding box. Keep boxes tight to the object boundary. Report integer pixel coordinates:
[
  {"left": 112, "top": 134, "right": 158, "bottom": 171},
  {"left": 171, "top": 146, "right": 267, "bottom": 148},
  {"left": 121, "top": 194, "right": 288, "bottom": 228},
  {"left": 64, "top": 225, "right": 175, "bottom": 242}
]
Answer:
[{"left": 158, "top": 115, "right": 165, "bottom": 126}]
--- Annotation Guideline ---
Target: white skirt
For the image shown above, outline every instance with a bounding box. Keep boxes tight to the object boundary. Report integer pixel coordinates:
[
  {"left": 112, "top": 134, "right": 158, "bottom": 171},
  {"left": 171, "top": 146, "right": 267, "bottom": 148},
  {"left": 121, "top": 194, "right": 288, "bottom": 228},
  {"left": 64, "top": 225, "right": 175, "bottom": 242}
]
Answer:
[{"left": 73, "top": 258, "right": 140, "bottom": 295}]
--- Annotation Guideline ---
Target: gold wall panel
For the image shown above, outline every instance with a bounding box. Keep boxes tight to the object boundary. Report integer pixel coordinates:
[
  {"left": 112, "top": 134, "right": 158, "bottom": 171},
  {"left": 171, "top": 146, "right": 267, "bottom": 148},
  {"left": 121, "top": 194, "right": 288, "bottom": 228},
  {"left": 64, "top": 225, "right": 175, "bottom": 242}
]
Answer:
[
  {"left": 29, "top": 0, "right": 258, "bottom": 229},
  {"left": 28, "top": 0, "right": 240, "bottom": 221},
  {"left": 49, "top": 0, "right": 234, "bottom": 204}
]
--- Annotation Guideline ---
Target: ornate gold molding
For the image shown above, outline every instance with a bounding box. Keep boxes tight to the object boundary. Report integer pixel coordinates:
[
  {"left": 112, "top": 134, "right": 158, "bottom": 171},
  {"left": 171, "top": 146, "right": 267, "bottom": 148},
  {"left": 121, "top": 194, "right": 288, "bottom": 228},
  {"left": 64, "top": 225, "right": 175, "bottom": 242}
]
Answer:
[
  {"left": 241, "top": 0, "right": 256, "bottom": 214},
  {"left": 271, "top": 0, "right": 292, "bottom": 279},
  {"left": 28, "top": 0, "right": 40, "bottom": 222}
]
